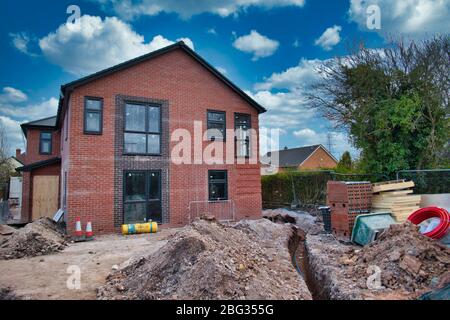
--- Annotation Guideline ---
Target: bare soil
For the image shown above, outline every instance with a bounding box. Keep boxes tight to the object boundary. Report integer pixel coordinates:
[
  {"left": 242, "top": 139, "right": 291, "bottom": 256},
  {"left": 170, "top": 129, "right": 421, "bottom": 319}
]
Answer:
[
  {"left": 97, "top": 218, "right": 311, "bottom": 300},
  {"left": 0, "top": 229, "right": 178, "bottom": 299}
]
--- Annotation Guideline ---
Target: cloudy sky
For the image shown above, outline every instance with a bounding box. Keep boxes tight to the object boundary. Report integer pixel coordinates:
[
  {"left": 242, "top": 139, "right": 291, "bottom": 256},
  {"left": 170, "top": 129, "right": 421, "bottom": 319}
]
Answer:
[{"left": 1, "top": 0, "right": 448, "bottom": 157}]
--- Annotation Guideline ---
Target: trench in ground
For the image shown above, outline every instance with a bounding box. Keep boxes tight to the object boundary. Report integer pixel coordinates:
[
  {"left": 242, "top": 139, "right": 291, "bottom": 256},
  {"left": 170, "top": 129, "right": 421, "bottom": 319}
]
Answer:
[{"left": 264, "top": 215, "right": 330, "bottom": 300}]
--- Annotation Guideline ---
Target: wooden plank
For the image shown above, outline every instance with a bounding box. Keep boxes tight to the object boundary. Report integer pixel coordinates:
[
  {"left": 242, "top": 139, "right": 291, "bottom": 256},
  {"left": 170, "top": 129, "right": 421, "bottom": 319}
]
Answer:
[
  {"left": 372, "top": 180, "right": 415, "bottom": 193},
  {"left": 32, "top": 175, "right": 59, "bottom": 220}
]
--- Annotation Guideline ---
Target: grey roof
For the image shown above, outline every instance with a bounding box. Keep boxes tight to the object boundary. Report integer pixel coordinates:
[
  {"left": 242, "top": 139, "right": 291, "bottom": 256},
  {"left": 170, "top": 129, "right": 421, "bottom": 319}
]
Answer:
[
  {"left": 261, "top": 145, "right": 335, "bottom": 167},
  {"left": 21, "top": 116, "right": 57, "bottom": 136}
]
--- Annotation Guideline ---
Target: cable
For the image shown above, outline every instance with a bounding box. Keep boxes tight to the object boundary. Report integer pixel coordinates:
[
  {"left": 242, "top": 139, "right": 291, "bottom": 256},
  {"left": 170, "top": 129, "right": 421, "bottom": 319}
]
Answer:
[{"left": 407, "top": 207, "right": 450, "bottom": 240}]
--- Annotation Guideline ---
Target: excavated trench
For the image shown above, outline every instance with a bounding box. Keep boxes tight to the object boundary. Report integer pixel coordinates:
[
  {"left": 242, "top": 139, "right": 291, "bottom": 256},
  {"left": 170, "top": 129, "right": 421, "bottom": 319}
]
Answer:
[
  {"left": 265, "top": 214, "right": 331, "bottom": 300},
  {"left": 288, "top": 227, "right": 330, "bottom": 300}
]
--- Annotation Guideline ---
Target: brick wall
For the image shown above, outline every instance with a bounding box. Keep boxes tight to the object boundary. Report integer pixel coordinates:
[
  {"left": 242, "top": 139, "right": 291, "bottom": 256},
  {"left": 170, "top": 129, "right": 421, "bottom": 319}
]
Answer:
[
  {"left": 64, "top": 48, "right": 262, "bottom": 235},
  {"left": 299, "top": 147, "right": 337, "bottom": 170},
  {"left": 20, "top": 128, "right": 61, "bottom": 220}
]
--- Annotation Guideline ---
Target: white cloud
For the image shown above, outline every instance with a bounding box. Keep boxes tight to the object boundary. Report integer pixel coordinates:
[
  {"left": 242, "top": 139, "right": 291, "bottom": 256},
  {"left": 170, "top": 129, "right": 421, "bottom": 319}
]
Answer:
[
  {"left": 314, "top": 25, "right": 342, "bottom": 51},
  {"left": 293, "top": 128, "right": 316, "bottom": 139},
  {"left": 349, "top": 0, "right": 450, "bottom": 39},
  {"left": 9, "top": 32, "right": 38, "bottom": 56},
  {"left": 0, "top": 87, "right": 58, "bottom": 153},
  {"left": 233, "top": 30, "right": 279, "bottom": 61},
  {"left": 38, "top": 15, "right": 194, "bottom": 76},
  {"left": 94, "top": 0, "right": 305, "bottom": 20},
  {"left": 207, "top": 28, "right": 217, "bottom": 35},
  {"left": 255, "top": 58, "right": 323, "bottom": 90},
  {"left": 292, "top": 128, "right": 356, "bottom": 158},
  {"left": 0, "top": 87, "right": 28, "bottom": 103},
  {"left": 0, "top": 98, "right": 58, "bottom": 120}
]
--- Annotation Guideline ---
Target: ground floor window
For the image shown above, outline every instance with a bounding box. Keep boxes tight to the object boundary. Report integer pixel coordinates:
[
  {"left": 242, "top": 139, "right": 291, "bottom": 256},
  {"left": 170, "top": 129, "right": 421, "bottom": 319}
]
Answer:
[
  {"left": 124, "top": 170, "right": 162, "bottom": 223},
  {"left": 208, "top": 170, "right": 228, "bottom": 201}
]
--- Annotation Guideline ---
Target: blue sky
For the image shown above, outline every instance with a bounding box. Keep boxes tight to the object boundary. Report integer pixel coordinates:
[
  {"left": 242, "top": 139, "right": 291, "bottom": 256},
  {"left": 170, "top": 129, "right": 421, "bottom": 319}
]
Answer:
[{"left": 1, "top": 0, "right": 448, "bottom": 158}]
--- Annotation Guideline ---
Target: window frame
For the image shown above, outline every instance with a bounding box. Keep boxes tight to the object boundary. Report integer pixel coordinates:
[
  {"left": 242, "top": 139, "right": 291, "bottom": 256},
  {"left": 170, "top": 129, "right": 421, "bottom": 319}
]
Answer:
[
  {"left": 123, "top": 102, "right": 162, "bottom": 156},
  {"left": 234, "top": 113, "right": 251, "bottom": 158},
  {"left": 123, "top": 170, "right": 162, "bottom": 224},
  {"left": 208, "top": 170, "right": 228, "bottom": 201},
  {"left": 83, "top": 97, "right": 103, "bottom": 135},
  {"left": 207, "top": 110, "right": 226, "bottom": 142},
  {"left": 39, "top": 131, "right": 52, "bottom": 155}
]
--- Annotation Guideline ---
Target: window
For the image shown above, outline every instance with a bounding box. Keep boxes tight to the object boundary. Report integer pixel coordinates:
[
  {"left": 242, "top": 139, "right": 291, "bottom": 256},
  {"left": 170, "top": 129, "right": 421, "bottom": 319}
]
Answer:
[
  {"left": 235, "top": 113, "right": 251, "bottom": 158},
  {"left": 207, "top": 110, "right": 226, "bottom": 141},
  {"left": 124, "top": 103, "right": 161, "bottom": 155},
  {"left": 208, "top": 170, "right": 228, "bottom": 201},
  {"left": 124, "top": 171, "right": 162, "bottom": 223},
  {"left": 39, "top": 132, "right": 52, "bottom": 154},
  {"left": 84, "top": 97, "right": 103, "bottom": 134}
]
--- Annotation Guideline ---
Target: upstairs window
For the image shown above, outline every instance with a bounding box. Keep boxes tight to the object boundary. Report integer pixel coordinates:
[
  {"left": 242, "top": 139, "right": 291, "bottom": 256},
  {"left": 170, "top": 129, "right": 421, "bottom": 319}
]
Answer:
[
  {"left": 84, "top": 97, "right": 103, "bottom": 134},
  {"left": 124, "top": 103, "right": 161, "bottom": 155},
  {"left": 39, "top": 132, "right": 52, "bottom": 155},
  {"left": 207, "top": 110, "right": 226, "bottom": 141},
  {"left": 235, "top": 113, "right": 251, "bottom": 158},
  {"left": 208, "top": 170, "right": 228, "bottom": 201}
]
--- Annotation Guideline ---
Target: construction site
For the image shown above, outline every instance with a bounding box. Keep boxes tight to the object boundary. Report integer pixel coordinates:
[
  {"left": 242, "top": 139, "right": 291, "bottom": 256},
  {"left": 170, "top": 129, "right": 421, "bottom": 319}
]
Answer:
[{"left": 0, "top": 179, "right": 448, "bottom": 301}]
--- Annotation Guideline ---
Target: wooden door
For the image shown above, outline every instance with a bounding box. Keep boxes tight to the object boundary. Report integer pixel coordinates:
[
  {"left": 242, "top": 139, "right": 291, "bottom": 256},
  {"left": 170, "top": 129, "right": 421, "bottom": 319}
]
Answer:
[{"left": 32, "top": 176, "right": 59, "bottom": 220}]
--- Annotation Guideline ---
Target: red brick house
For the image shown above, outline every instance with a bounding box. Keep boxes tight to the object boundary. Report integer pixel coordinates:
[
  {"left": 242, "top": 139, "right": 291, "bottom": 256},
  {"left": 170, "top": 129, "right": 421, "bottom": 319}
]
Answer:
[
  {"left": 17, "top": 42, "right": 266, "bottom": 235},
  {"left": 260, "top": 145, "right": 338, "bottom": 175}
]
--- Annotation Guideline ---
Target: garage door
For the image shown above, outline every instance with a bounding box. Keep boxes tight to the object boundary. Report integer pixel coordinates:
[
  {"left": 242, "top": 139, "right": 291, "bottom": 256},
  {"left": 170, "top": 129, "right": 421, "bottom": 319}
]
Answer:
[{"left": 32, "top": 175, "right": 59, "bottom": 220}]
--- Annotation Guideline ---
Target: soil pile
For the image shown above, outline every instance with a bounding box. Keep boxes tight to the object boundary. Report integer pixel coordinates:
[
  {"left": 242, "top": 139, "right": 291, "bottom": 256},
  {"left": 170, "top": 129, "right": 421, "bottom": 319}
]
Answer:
[
  {"left": 98, "top": 218, "right": 311, "bottom": 300},
  {"left": 0, "top": 218, "right": 67, "bottom": 260},
  {"left": 342, "top": 222, "right": 450, "bottom": 294}
]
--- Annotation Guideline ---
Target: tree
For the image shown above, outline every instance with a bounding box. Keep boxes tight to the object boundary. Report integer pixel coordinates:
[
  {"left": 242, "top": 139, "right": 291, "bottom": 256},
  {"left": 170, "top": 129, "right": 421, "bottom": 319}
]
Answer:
[
  {"left": 309, "top": 36, "right": 450, "bottom": 175},
  {"left": 337, "top": 151, "right": 352, "bottom": 172},
  {"left": 0, "top": 120, "right": 14, "bottom": 191}
]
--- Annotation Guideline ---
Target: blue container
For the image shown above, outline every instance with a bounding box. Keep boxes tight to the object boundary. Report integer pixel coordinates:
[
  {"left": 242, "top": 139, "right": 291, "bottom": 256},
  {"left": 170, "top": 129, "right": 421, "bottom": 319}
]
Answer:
[{"left": 351, "top": 213, "right": 397, "bottom": 246}]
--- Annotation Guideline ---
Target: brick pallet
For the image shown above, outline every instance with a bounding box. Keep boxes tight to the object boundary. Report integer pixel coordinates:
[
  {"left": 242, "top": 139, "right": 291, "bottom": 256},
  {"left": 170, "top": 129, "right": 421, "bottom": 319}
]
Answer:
[{"left": 327, "top": 181, "right": 373, "bottom": 239}]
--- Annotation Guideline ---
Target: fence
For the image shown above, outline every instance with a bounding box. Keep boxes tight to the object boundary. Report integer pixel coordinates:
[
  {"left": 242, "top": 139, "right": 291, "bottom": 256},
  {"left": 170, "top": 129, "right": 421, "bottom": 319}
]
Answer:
[
  {"left": 187, "top": 200, "right": 235, "bottom": 224},
  {"left": 262, "top": 169, "right": 449, "bottom": 209}
]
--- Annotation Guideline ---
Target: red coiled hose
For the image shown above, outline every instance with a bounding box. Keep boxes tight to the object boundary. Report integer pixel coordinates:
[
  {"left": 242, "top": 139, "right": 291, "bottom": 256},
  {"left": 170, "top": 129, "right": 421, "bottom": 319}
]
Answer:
[{"left": 407, "top": 207, "right": 450, "bottom": 240}]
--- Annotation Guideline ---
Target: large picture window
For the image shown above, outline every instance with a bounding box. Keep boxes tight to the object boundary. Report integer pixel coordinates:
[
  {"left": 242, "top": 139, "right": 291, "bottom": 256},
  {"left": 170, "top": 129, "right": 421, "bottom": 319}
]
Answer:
[
  {"left": 124, "top": 103, "right": 161, "bottom": 155},
  {"left": 84, "top": 97, "right": 103, "bottom": 134},
  {"left": 124, "top": 171, "right": 162, "bottom": 223},
  {"left": 39, "top": 132, "right": 52, "bottom": 155},
  {"left": 208, "top": 170, "right": 228, "bottom": 201},
  {"left": 207, "top": 110, "right": 226, "bottom": 141},
  {"left": 235, "top": 113, "right": 251, "bottom": 158}
]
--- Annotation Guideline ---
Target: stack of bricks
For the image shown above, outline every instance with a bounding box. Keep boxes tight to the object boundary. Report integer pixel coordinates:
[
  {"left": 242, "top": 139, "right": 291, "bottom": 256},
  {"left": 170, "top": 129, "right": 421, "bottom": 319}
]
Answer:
[{"left": 327, "top": 181, "right": 373, "bottom": 239}]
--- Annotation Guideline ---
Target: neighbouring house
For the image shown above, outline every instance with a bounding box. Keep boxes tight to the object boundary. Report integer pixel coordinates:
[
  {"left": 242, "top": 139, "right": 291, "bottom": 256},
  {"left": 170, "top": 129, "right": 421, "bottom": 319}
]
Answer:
[
  {"left": 17, "top": 41, "right": 266, "bottom": 235},
  {"left": 260, "top": 145, "right": 338, "bottom": 175}
]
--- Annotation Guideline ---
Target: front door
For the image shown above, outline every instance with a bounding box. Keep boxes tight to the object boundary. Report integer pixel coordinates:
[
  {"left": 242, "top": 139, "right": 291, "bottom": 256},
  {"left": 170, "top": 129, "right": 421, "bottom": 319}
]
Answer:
[
  {"left": 124, "top": 170, "right": 162, "bottom": 224},
  {"left": 32, "top": 175, "right": 59, "bottom": 220}
]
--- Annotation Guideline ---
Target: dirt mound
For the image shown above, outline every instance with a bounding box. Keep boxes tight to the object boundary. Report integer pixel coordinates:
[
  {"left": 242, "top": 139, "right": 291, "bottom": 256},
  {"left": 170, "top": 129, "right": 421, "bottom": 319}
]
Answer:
[
  {"left": 0, "top": 218, "right": 67, "bottom": 260},
  {"left": 342, "top": 222, "right": 450, "bottom": 295},
  {"left": 263, "top": 209, "right": 323, "bottom": 235},
  {"left": 97, "top": 219, "right": 311, "bottom": 300}
]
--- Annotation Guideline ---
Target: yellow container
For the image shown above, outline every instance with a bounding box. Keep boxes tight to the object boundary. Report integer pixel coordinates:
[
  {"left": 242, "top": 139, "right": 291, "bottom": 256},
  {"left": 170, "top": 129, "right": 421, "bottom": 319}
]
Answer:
[{"left": 121, "top": 222, "right": 158, "bottom": 235}]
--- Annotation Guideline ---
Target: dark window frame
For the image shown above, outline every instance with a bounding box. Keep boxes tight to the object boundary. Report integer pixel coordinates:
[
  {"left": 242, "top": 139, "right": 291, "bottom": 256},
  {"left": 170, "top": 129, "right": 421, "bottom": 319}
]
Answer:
[
  {"left": 207, "top": 110, "right": 226, "bottom": 142},
  {"left": 123, "top": 170, "right": 162, "bottom": 224},
  {"left": 208, "top": 170, "right": 228, "bottom": 201},
  {"left": 234, "top": 113, "right": 251, "bottom": 158},
  {"left": 123, "top": 102, "right": 162, "bottom": 156},
  {"left": 83, "top": 97, "right": 103, "bottom": 135},
  {"left": 39, "top": 131, "right": 52, "bottom": 155}
]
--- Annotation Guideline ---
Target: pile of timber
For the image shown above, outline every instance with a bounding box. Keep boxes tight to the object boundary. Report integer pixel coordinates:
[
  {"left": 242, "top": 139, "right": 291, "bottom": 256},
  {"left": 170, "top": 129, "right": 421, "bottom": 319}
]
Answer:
[{"left": 371, "top": 180, "right": 421, "bottom": 222}]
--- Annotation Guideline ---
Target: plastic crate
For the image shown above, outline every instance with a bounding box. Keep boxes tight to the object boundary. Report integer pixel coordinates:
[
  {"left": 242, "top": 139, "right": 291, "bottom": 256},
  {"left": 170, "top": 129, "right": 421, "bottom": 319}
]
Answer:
[{"left": 318, "top": 206, "right": 332, "bottom": 233}]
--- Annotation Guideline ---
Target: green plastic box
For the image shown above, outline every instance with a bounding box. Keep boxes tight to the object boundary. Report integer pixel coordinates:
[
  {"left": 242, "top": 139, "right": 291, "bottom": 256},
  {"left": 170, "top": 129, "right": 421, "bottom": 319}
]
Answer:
[{"left": 351, "top": 213, "right": 397, "bottom": 246}]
